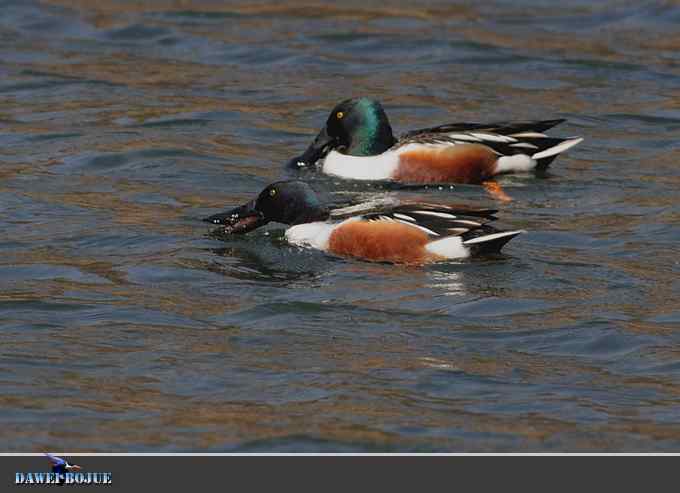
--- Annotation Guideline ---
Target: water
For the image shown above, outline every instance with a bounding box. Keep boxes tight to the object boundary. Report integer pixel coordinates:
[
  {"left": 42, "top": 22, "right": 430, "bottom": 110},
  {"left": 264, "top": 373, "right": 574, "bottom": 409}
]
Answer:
[{"left": 1, "top": 0, "right": 679, "bottom": 452}]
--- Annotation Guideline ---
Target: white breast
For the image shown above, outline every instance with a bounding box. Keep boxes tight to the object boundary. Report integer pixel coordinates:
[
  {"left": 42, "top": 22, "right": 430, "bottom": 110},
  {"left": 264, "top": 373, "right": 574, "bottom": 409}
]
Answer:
[
  {"left": 284, "top": 222, "right": 337, "bottom": 251},
  {"left": 322, "top": 150, "right": 400, "bottom": 181}
]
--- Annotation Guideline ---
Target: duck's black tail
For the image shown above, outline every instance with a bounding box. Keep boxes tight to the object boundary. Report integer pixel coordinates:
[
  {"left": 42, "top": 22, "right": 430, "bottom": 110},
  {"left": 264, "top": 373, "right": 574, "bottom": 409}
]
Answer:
[{"left": 463, "top": 229, "right": 525, "bottom": 255}]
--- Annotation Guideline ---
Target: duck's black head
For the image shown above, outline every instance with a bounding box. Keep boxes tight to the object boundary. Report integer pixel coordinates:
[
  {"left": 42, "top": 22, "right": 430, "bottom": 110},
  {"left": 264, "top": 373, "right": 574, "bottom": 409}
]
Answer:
[
  {"left": 203, "top": 181, "right": 330, "bottom": 234},
  {"left": 287, "top": 98, "right": 396, "bottom": 168}
]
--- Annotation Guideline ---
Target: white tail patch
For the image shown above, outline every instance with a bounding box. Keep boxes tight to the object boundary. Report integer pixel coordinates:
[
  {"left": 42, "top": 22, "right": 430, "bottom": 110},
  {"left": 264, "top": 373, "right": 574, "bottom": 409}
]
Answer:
[
  {"left": 425, "top": 236, "right": 469, "bottom": 259},
  {"left": 532, "top": 137, "right": 583, "bottom": 160},
  {"left": 462, "top": 230, "right": 525, "bottom": 245},
  {"left": 495, "top": 154, "right": 536, "bottom": 173}
]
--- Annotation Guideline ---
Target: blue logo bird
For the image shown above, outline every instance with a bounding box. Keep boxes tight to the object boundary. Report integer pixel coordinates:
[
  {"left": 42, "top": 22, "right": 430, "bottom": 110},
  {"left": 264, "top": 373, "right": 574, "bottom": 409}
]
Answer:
[{"left": 44, "top": 453, "right": 81, "bottom": 474}]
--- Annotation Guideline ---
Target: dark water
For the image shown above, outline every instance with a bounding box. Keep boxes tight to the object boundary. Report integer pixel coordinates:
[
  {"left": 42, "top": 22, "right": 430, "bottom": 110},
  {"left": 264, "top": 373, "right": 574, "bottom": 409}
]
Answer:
[{"left": 1, "top": 0, "right": 679, "bottom": 452}]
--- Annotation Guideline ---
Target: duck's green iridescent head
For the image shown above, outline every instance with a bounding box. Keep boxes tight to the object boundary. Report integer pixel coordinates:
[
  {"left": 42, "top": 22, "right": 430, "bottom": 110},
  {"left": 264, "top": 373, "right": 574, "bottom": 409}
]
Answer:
[{"left": 288, "top": 98, "right": 396, "bottom": 168}]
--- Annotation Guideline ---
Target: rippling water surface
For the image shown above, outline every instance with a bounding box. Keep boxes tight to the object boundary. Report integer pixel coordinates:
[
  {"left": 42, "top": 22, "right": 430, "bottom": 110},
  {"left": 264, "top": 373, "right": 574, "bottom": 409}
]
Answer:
[{"left": 1, "top": 0, "right": 680, "bottom": 451}]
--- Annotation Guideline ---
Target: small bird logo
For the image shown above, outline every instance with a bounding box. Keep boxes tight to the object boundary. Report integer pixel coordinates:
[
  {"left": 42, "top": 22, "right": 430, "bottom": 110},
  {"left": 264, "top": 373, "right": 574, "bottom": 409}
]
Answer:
[{"left": 44, "top": 453, "right": 82, "bottom": 474}]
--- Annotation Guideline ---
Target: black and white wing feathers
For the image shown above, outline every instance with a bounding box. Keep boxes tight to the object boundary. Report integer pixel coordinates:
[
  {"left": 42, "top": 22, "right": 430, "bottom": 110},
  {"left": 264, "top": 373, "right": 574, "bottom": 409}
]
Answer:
[
  {"left": 399, "top": 119, "right": 566, "bottom": 140},
  {"left": 360, "top": 203, "right": 498, "bottom": 239},
  {"left": 396, "top": 119, "right": 582, "bottom": 169}
]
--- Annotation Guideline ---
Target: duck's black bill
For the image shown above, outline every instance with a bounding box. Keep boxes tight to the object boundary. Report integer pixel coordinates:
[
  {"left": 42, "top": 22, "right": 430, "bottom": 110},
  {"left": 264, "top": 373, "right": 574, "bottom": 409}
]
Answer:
[
  {"left": 203, "top": 199, "right": 266, "bottom": 234},
  {"left": 286, "top": 126, "right": 336, "bottom": 169}
]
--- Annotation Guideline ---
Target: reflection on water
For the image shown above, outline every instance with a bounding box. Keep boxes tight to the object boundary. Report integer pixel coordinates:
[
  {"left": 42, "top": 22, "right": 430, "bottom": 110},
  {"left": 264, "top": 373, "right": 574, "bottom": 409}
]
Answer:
[
  {"left": 1, "top": 0, "right": 680, "bottom": 451},
  {"left": 425, "top": 270, "right": 467, "bottom": 298}
]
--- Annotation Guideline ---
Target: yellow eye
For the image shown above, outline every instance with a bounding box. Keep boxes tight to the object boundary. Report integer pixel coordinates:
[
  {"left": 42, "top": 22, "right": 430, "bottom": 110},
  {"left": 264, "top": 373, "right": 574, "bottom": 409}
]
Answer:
[
  {"left": 269, "top": 188, "right": 277, "bottom": 197},
  {"left": 336, "top": 111, "right": 344, "bottom": 119}
]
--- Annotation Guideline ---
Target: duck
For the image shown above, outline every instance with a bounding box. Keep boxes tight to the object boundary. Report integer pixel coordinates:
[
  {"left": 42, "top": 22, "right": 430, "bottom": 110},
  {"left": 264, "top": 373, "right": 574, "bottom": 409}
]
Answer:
[
  {"left": 44, "top": 453, "right": 81, "bottom": 474},
  {"left": 287, "top": 98, "right": 583, "bottom": 199},
  {"left": 204, "top": 180, "right": 524, "bottom": 265}
]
